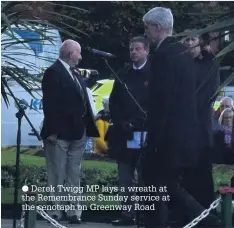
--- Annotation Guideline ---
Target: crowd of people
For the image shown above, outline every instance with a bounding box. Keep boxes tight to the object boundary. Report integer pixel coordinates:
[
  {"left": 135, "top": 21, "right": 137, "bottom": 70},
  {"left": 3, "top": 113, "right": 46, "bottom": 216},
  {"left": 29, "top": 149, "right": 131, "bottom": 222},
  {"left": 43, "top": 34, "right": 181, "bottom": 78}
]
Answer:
[{"left": 40, "top": 6, "right": 233, "bottom": 228}]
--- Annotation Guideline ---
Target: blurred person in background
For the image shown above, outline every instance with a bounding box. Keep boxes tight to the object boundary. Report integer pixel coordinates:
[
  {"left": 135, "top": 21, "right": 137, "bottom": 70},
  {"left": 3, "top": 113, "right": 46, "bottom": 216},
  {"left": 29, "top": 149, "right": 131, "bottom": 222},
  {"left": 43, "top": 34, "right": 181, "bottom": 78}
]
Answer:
[
  {"left": 219, "top": 108, "right": 234, "bottom": 146},
  {"left": 215, "top": 96, "right": 234, "bottom": 119},
  {"left": 213, "top": 108, "right": 234, "bottom": 164},
  {"left": 179, "top": 32, "right": 220, "bottom": 214},
  {"left": 94, "top": 97, "right": 111, "bottom": 154},
  {"left": 108, "top": 36, "right": 150, "bottom": 226}
]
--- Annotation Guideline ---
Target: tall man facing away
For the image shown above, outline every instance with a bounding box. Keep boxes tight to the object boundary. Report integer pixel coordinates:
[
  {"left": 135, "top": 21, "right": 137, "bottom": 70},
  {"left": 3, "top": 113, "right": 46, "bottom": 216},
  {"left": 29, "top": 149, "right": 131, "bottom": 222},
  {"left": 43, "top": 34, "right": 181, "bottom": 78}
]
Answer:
[
  {"left": 109, "top": 37, "right": 151, "bottom": 226},
  {"left": 140, "top": 7, "right": 221, "bottom": 228},
  {"left": 41, "top": 39, "right": 99, "bottom": 224}
]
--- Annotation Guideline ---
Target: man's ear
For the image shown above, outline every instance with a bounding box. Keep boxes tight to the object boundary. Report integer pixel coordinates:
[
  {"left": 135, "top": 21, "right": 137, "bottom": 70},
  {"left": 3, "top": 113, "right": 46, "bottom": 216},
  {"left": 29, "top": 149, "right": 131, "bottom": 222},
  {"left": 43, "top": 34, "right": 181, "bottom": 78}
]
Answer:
[{"left": 154, "top": 22, "right": 162, "bottom": 32}]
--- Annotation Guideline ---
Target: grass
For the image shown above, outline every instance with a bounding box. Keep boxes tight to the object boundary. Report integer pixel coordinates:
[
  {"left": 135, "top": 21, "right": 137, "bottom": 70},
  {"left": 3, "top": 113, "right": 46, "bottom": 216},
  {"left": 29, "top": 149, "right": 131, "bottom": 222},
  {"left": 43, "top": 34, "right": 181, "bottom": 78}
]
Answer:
[{"left": 1, "top": 149, "right": 117, "bottom": 170}]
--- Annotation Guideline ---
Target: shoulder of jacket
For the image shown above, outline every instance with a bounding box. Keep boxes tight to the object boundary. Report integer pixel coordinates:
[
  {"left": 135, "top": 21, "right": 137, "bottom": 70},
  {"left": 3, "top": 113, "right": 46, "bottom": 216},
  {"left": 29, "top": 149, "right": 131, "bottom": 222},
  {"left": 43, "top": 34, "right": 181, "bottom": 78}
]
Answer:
[
  {"left": 116, "top": 64, "right": 132, "bottom": 80},
  {"left": 117, "top": 64, "right": 131, "bottom": 74}
]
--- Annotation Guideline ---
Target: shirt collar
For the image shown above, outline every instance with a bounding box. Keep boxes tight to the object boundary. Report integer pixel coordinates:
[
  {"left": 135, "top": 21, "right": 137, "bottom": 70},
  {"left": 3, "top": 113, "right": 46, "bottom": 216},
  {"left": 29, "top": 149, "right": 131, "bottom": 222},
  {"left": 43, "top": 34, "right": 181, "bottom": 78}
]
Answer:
[
  {"left": 133, "top": 60, "right": 147, "bottom": 70},
  {"left": 59, "top": 58, "right": 71, "bottom": 72}
]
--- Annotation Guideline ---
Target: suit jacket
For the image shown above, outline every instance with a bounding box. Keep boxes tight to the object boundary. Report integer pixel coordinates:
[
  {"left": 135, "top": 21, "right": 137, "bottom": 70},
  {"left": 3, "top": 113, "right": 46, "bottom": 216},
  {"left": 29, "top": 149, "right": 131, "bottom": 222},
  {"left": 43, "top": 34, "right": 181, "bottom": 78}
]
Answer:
[
  {"left": 40, "top": 59, "right": 99, "bottom": 140},
  {"left": 109, "top": 61, "right": 151, "bottom": 129},
  {"left": 108, "top": 62, "right": 151, "bottom": 163},
  {"left": 146, "top": 37, "right": 200, "bottom": 169}
]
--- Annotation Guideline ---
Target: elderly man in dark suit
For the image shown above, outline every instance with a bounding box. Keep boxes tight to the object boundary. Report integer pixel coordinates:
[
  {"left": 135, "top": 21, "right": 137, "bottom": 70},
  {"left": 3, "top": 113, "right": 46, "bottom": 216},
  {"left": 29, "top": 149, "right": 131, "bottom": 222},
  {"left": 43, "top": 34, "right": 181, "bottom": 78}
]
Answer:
[
  {"left": 41, "top": 39, "right": 99, "bottom": 224},
  {"left": 140, "top": 7, "right": 221, "bottom": 228}
]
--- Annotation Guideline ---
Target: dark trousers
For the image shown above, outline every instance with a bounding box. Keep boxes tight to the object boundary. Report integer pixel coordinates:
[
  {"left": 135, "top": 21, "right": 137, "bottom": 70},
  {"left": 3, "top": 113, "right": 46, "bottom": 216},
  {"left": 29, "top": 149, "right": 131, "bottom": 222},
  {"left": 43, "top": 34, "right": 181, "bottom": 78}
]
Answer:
[
  {"left": 181, "top": 157, "right": 214, "bottom": 208},
  {"left": 141, "top": 152, "right": 219, "bottom": 228},
  {"left": 169, "top": 153, "right": 215, "bottom": 226}
]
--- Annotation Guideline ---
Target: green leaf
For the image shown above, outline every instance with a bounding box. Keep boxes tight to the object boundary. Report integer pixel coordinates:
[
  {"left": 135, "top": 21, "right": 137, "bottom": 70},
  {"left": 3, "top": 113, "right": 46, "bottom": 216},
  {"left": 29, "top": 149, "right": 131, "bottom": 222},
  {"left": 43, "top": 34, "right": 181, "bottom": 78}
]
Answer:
[
  {"left": 175, "top": 19, "right": 234, "bottom": 37},
  {"left": 19, "top": 22, "right": 54, "bottom": 45},
  {"left": 3, "top": 55, "right": 41, "bottom": 72},
  {"left": 2, "top": 67, "right": 36, "bottom": 98},
  {"left": 40, "top": 10, "right": 89, "bottom": 36},
  {"left": 29, "top": 19, "right": 81, "bottom": 39},
  {"left": 1, "top": 12, "right": 15, "bottom": 36},
  {"left": 216, "top": 41, "right": 234, "bottom": 58},
  {"left": 47, "top": 16, "right": 89, "bottom": 37},
  {"left": 46, "top": 2, "right": 90, "bottom": 13},
  {"left": 210, "top": 71, "right": 234, "bottom": 102},
  {"left": 1, "top": 78, "right": 10, "bottom": 107}
]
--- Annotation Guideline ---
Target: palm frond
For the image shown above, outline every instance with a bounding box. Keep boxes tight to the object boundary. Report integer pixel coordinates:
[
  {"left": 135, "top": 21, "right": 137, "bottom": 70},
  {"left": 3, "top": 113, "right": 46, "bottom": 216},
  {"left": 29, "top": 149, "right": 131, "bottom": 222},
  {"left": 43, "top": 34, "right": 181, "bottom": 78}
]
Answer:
[
  {"left": 1, "top": 78, "right": 10, "bottom": 107},
  {"left": 175, "top": 19, "right": 234, "bottom": 37},
  {"left": 46, "top": 2, "right": 90, "bottom": 13},
  {"left": 210, "top": 71, "right": 234, "bottom": 102},
  {"left": 216, "top": 41, "right": 234, "bottom": 58}
]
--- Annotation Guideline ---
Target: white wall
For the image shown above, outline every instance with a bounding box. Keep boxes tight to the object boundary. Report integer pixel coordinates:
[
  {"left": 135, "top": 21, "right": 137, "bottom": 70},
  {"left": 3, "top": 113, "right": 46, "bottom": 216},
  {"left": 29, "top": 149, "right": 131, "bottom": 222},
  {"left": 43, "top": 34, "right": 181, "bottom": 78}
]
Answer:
[{"left": 1, "top": 82, "right": 43, "bottom": 147}]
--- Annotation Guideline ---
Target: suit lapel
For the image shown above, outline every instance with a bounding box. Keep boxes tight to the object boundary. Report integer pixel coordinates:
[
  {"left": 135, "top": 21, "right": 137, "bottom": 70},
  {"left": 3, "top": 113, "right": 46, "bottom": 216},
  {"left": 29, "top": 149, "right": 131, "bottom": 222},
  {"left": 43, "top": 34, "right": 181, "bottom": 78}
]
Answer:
[{"left": 55, "top": 60, "right": 84, "bottom": 97}]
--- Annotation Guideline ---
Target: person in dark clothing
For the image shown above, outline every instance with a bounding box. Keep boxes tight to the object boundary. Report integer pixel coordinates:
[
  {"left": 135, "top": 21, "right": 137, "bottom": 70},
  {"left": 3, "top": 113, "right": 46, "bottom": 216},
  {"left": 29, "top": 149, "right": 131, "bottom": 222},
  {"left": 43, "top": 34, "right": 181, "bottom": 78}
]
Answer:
[
  {"left": 108, "top": 36, "right": 151, "bottom": 226},
  {"left": 140, "top": 7, "right": 221, "bottom": 228},
  {"left": 180, "top": 34, "right": 220, "bottom": 210}
]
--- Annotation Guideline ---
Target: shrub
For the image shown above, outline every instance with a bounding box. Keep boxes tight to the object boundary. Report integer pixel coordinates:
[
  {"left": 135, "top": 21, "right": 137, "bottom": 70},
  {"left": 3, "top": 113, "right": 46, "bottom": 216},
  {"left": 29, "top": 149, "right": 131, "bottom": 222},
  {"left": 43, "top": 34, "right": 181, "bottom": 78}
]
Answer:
[{"left": 1, "top": 164, "right": 118, "bottom": 189}]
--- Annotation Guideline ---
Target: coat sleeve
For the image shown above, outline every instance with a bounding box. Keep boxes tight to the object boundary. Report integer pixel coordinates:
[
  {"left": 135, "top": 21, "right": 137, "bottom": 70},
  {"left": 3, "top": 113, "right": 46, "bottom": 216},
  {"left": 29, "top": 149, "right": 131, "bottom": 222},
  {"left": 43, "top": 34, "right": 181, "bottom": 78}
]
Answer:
[
  {"left": 147, "top": 54, "right": 175, "bottom": 147},
  {"left": 42, "top": 69, "right": 62, "bottom": 135}
]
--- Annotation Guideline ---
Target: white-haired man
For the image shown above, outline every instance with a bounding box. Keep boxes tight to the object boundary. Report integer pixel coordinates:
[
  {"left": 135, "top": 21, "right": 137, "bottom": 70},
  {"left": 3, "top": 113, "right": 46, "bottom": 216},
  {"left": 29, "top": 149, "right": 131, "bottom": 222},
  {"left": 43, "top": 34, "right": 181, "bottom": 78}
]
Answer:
[
  {"left": 41, "top": 39, "right": 99, "bottom": 224},
  {"left": 219, "top": 96, "right": 234, "bottom": 114},
  {"left": 140, "top": 7, "right": 221, "bottom": 228}
]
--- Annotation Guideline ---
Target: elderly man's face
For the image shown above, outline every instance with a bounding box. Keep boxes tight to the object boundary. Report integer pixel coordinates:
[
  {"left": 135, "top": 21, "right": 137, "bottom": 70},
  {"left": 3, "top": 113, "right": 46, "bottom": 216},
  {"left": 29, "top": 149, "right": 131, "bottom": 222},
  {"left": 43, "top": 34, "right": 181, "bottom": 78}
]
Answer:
[
  {"left": 183, "top": 36, "right": 201, "bottom": 58},
  {"left": 144, "top": 23, "right": 159, "bottom": 43},
  {"left": 70, "top": 44, "right": 82, "bottom": 67},
  {"left": 222, "top": 111, "right": 233, "bottom": 126},
  {"left": 129, "top": 42, "right": 148, "bottom": 63},
  {"left": 220, "top": 100, "right": 233, "bottom": 112}
]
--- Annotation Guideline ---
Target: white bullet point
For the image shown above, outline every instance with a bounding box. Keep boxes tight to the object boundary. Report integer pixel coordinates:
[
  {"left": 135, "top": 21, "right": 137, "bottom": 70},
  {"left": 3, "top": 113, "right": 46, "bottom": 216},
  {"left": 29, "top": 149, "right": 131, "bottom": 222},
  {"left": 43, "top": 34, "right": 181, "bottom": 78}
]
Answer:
[{"left": 22, "top": 185, "right": 29, "bottom": 192}]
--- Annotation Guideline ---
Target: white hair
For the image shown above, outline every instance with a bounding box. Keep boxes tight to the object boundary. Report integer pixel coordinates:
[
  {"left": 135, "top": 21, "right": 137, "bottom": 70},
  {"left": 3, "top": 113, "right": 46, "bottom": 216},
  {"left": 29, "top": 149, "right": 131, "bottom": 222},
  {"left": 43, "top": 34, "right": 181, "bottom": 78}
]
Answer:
[
  {"left": 220, "top": 96, "right": 234, "bottom": 106},
  {"left": 143, "top": 7, "right": 174, "bottom": 33}
]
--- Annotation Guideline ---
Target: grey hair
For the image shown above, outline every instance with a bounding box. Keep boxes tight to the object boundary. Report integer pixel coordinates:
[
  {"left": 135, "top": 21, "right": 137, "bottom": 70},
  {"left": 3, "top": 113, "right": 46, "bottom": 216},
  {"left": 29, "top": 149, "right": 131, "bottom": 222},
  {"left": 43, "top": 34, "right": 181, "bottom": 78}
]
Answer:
[
  {"left": 143, "top": 7, "right": 174, "bottom": 34},
  {"left": 220, "top": 96, "right": 234, "bottom": 106}
]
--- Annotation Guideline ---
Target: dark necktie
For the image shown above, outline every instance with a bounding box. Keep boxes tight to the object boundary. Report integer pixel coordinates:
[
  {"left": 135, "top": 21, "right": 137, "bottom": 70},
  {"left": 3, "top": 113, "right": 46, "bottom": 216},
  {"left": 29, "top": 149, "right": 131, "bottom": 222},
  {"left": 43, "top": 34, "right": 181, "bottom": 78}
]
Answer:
[
  {"left": 69, "top": 67, "right": 85, "bottom": 101},
  {"left": 70, "top": 68, "right": 87, "bottom": 115}
]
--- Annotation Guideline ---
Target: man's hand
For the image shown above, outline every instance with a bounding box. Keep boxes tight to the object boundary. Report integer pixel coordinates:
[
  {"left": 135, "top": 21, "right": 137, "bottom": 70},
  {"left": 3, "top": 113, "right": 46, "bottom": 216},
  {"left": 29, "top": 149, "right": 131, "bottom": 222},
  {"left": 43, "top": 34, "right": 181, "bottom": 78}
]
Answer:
[
  {"left": 122, "top": 122, "right": 133, "bottom": 132},
  {"left": 46, "top": 135, "right": 57, "bottom": 143}
]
